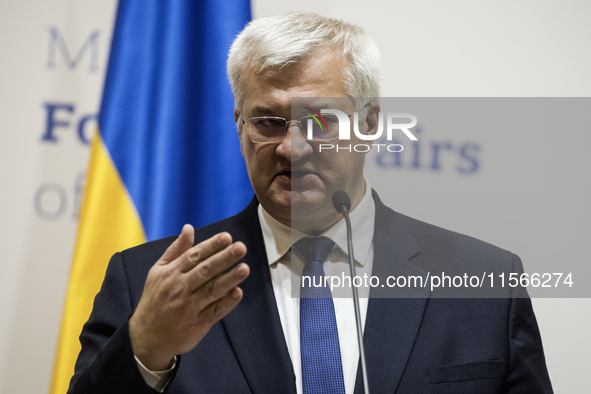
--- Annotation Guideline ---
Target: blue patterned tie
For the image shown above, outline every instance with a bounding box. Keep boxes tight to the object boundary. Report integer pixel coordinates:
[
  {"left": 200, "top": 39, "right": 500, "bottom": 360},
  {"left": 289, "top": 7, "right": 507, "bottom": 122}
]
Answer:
[{"left": 294, "top": 237, "right": 346, "bottom": 394}]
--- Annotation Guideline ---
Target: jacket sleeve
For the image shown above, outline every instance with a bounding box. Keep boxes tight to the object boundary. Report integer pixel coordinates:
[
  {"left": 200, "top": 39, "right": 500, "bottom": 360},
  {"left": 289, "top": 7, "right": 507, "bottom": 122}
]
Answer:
[
  {"left": 502, "top": 254, "right": 553, "bottom": 393},
  {"left": 67, "top": 252, "right": 169, "bottom": 394}
]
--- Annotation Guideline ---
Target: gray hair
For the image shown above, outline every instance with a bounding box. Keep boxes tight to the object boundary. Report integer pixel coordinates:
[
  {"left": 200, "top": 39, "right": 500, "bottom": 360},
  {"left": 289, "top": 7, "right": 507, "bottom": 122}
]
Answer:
[{"left": 227, "top": 12, "right": 382, "bottom": 113}]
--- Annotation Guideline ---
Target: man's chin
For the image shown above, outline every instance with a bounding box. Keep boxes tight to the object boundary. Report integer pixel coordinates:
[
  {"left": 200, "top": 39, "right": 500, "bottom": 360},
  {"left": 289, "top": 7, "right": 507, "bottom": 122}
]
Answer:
[
  {"left": 289, "top": 191, "right": 341, "bottom": 232},
  {"left": 289, "top": 190, "right": 327, "bottom": 211},
  {"left": 261, "top": 189, "right": 337, "bottom": 230}
]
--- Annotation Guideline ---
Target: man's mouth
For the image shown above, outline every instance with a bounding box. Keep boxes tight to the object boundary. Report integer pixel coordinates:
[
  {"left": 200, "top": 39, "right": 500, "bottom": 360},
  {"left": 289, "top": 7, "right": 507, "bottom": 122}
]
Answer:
[
  {"left": 285, "top": 171, "right": 310, "bottom": 178},
  {"left": 276, "top": 170, "right": 316, "bottom": 184}
]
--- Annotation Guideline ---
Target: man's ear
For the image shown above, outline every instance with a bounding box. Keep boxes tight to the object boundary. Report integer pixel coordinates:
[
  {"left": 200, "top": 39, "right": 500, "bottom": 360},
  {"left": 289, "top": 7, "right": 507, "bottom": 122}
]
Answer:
[
  {"left": 235, "top": 109, "right": 244, "bottom": 136},
  {"left": 365, "top": 101, "right": 381, "bottom": 135},
  {"left": 234, "top": 109, "right": 241, "bottom": 126},
  {"left": 234, "top": 109, "right": 246, "bottom": 157}
]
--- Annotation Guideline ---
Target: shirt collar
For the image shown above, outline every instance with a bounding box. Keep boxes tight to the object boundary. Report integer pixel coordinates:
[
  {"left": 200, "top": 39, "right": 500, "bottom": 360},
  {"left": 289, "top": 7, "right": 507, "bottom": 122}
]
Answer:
[{"left": 258, "top": 182, "right": 375, "bottom": 267}]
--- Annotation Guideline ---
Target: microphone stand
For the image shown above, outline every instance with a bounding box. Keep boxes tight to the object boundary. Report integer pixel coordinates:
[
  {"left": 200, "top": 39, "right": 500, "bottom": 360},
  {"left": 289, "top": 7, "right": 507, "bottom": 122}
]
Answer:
[{"left": 340, "top": 204, "right": 370, "bottom": 394}]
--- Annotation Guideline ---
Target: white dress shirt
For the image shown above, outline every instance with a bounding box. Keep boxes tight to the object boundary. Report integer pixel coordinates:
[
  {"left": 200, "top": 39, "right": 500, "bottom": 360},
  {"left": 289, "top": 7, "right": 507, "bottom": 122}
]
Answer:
[{"left": 260, "top": 183, "right": 375, "bottom": 394}]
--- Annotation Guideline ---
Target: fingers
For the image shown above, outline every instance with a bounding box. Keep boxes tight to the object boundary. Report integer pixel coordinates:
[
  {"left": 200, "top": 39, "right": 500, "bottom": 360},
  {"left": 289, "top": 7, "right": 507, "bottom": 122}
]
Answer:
[
  {"left": 188, "top": 263, "right": 249, "bottom": 328},
  {"left": 199, "top": 285, "right": 244, "bottom": 324},
  {"left": 192, "top": 261, "right": 249, "bottom": 301},
  {"left": 175, "top": 232, "right": 244, "bottom": 274},
  {"left": 184, "top": 241, "right": 247, "bottom": 291},
  {"left": 162, "top": 228, "right": 249, "bottom": 309},
  {"left": 158, "top": 224, "right": 195, "bottom": 265}
]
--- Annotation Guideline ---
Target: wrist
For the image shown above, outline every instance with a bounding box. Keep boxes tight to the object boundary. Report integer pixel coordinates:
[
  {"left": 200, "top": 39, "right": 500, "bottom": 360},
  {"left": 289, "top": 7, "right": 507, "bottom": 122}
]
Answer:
[
  {"left": 134, "top": 351, "right": 175, "bottom": 371},
  {"left": 129, "top": 315, "right": 174, "bottom": 371}
]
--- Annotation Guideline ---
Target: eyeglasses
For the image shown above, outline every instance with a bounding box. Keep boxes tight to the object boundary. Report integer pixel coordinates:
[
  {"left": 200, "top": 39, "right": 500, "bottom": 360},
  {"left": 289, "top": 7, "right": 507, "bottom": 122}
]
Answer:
[{"left": 241, "top": 114, "right": 345, "bottom": 144}]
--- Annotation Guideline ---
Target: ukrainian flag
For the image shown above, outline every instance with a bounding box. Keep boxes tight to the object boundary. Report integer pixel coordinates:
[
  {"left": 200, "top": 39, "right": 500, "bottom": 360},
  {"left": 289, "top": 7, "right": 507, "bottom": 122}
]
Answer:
[{"left": 50, "top": 1, "right": 252, "bottom": 392}]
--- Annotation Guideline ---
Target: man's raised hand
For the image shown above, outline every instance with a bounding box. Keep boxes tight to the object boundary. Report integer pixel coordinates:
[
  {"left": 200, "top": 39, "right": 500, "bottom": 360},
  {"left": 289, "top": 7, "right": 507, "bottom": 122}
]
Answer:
[{"left": 129, "top": 224, "right": 249, "bottom": 370}]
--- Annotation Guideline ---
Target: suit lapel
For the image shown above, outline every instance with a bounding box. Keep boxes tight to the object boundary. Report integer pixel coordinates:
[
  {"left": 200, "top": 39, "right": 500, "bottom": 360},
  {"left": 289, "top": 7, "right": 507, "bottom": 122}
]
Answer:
[
  {"left": 354, "top": 192, "right": 430, "bottom": 393},
  {"left": 221, "top": 198, "right": 297, "bottom": 394}
]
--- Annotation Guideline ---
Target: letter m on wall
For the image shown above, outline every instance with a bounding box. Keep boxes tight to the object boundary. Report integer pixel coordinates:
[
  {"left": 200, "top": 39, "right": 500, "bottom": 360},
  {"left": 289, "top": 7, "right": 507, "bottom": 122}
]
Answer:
[{"left": 46, "top": 27, "right": 100, "bottom": 72}]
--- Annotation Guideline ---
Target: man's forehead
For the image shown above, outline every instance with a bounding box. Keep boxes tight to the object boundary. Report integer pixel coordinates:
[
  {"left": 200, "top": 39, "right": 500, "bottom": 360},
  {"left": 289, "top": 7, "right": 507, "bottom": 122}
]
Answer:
[
  {"left": 240, "top": 51, "right": 352, "bottom": 116},
  {"left": 245, "top": 101, "right": 355, "bottom": 120}
]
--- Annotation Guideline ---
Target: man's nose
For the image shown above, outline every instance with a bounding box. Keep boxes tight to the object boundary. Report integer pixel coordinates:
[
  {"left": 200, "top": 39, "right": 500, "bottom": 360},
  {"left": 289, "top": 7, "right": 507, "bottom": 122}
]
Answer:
[{"left": 276, "top": 122, "right": 313, "bottom": 161}]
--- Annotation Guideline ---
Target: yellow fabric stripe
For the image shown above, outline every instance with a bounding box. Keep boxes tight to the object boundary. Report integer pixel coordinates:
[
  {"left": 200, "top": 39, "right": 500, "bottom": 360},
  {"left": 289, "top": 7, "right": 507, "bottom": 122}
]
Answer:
[{"left": 50, "top": 133, "right": 146, "bottom": 394}]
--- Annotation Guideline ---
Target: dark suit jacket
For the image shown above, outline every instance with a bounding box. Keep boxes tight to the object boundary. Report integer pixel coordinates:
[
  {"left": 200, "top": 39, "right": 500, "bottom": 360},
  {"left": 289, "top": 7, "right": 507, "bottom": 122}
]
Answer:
[{"left": 68, "top": 192, "right": 553, "bottom": 393}]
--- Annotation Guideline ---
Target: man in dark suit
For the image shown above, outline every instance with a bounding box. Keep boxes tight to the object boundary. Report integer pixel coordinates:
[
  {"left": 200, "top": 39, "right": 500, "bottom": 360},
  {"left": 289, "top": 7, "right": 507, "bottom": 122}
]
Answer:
[{"left": 68, "top": 12, "right": 552, "bottom": 393}]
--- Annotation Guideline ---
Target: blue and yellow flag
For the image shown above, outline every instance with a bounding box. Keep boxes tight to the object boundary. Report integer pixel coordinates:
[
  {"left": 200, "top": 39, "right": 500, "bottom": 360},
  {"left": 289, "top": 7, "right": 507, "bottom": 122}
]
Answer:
[{"left": 50, "top": 1, "right": 252, "bottom": 392}]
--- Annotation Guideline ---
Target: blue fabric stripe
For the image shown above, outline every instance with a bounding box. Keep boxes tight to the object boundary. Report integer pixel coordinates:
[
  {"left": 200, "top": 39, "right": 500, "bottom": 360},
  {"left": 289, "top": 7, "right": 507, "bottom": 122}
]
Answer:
[{"left": 98, "top": 0, "right": 253, "bottom": 240}]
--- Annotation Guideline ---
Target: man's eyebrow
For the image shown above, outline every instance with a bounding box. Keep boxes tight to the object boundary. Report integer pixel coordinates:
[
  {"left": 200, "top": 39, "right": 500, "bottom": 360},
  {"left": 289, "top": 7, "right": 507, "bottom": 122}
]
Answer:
[
  {"left": 304, "top": 102, "right": 339, "bottom": 110},
  {"left": 248, "top": 105, "right": 277, "bottom": 117},
  {"left": 298, "top": 99, "right": 354, "bottom": 112}
]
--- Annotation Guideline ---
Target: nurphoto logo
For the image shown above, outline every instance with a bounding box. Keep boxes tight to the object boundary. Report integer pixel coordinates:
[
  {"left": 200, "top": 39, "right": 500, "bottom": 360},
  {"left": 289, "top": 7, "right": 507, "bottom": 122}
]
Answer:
[{"left": 303, "top": 107, "right": 418, "bottom": 153}]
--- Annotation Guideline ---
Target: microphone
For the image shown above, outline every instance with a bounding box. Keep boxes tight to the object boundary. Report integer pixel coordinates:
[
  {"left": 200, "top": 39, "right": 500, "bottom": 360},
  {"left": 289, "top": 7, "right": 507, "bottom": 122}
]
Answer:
[
  {"left": 332, "top": 190, "right": 351, "bottom": 214},
  {"left": 332, "top": 191, "right": 370, "bottom": 394}
]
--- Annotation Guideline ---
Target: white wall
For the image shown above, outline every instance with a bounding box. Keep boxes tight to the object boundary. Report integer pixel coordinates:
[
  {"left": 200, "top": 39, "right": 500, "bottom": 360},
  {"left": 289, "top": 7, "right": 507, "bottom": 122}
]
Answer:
[{"left": 0, "top": 1, "right": 117, "bottom": 392}]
